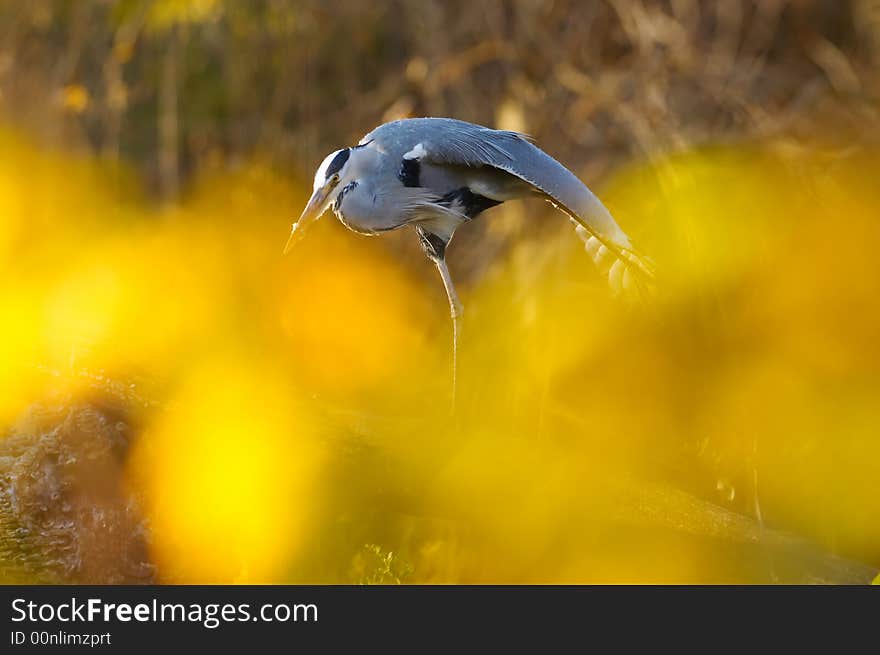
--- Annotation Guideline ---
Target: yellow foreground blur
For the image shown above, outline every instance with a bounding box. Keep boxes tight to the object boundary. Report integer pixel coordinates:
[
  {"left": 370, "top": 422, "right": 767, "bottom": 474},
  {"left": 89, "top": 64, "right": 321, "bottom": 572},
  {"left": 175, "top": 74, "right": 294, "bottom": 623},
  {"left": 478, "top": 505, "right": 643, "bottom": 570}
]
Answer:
[{"left": 1, "top": 127, "right": 878, "bottom": 582}]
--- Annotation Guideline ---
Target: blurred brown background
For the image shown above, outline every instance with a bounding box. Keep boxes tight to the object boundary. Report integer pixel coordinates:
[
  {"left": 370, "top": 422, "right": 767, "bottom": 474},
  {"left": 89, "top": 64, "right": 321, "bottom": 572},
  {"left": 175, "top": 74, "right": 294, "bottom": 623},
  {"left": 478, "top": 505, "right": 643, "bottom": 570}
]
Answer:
[
  {"left": 3, "top": 0, "right": 878, "bottom": 194},
  {"left": 0, "top": 0, "right": 880, "bottom": 288},
  {"left": 4, "top": 0, "right": 879, "bottom": 282}
]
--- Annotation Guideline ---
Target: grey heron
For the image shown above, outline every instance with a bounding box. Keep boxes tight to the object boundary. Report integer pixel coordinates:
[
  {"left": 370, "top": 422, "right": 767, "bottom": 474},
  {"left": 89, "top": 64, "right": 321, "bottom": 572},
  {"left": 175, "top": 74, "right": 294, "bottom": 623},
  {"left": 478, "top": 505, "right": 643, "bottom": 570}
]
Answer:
[{"left": 285, "top": 117, "right": 653, "bottom": 392}]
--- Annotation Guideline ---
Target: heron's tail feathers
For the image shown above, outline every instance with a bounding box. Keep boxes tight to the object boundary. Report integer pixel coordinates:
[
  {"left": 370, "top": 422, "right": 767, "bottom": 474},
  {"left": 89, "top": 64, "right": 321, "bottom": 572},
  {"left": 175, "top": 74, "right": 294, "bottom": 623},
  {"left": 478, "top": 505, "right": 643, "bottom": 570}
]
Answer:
[{"left": 574, "top": 225, "right": 655, "bottom": 301}]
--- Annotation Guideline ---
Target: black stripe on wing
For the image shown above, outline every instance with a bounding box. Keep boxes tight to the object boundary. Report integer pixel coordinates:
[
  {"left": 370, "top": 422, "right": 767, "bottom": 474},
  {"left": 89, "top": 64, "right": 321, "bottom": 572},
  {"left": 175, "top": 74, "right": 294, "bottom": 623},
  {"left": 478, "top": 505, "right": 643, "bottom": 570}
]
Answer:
[
  {"left": 437, "top": 187, "right": 502, "bottom": 219},
  {"left": 398, "top": 158, "right": 421, "bottom": 187}
]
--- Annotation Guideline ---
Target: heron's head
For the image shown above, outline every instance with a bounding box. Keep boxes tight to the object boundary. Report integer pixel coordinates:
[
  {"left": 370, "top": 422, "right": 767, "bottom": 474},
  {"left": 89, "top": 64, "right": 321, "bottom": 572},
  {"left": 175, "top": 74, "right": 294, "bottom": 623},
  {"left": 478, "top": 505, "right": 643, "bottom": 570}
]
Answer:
[{"left": 284, "top": 147, "right": 355, "bottom": 253}]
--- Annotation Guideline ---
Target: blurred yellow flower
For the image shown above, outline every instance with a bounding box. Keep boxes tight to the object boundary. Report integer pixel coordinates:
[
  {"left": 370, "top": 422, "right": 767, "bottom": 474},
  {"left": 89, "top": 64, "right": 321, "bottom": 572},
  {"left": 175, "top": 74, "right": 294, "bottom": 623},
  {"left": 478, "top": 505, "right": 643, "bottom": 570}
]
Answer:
[{"left": 128, "top": 361, "right": 323, "bottom": 583}]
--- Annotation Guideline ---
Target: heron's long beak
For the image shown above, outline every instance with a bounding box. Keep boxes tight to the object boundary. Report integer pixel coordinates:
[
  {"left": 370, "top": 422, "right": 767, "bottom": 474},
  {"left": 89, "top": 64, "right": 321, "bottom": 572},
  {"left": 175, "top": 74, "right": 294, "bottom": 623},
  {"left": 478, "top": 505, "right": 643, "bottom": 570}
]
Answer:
[{"left": 283, "top": 184, "right": 331, "bottom": 254}]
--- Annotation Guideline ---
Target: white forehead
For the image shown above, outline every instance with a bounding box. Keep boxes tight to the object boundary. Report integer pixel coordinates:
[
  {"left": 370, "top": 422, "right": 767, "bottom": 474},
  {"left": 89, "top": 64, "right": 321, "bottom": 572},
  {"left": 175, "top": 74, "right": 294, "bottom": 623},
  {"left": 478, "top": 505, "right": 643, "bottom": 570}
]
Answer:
[{"left": 313, "top": 149, "right": 346, "bottom": 190}]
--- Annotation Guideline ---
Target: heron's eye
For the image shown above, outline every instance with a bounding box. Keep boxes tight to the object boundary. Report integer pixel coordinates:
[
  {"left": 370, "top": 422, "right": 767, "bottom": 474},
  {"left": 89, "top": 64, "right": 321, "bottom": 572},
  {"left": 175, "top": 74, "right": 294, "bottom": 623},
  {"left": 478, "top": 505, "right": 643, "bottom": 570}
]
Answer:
[{"left": 330, "top": 173, "right": 340, "bottom": 185}]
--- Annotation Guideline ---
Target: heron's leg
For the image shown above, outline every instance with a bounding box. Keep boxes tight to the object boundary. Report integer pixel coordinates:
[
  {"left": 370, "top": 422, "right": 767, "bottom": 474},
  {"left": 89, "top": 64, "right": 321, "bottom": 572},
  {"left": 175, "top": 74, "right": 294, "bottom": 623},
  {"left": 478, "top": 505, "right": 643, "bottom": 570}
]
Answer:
[
  {"left": 416, "top": 226, "right": 462, "bottom": 406},
  {"left": 433, "top": 255, "right": 462, "bottom": 405}
]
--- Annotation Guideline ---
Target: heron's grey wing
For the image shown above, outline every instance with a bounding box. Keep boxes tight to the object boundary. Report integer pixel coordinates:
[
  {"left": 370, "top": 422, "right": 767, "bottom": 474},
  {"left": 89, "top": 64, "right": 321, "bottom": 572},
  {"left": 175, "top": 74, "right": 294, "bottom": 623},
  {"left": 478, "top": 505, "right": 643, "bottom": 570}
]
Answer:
[{"left": 364, "top": 118, "right": 654, "bottom": 295}]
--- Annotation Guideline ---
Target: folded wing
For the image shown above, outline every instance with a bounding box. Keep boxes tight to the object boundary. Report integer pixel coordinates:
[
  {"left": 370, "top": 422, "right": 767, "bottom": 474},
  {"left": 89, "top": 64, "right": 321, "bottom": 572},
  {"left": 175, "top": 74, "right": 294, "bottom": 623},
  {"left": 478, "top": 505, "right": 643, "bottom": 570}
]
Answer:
[{"left": 364, "top": 118, "right": 653, "bottom": 297}]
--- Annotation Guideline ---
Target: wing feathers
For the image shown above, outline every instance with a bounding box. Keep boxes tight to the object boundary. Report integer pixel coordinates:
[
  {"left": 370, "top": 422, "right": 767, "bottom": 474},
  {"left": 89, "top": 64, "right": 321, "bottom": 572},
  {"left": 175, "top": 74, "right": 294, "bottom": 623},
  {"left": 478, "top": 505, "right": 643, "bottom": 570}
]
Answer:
[
  {"left": 363, "top": 118, "right": 655, "bottom": 297},
  {"left": 576, "top": 226, "right": 655, "bottom": 299}
]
